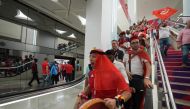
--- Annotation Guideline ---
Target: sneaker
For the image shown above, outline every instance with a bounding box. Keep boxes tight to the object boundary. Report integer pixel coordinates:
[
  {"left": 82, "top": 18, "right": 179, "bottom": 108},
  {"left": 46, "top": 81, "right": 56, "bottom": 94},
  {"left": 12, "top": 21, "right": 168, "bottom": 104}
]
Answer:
[
  {"left": 28, "top": 83, "right": 32, "bottom": 87},
  {"left": 164, "top": 50, "right": 167, "bottom": 56},
  {"left": 181, "top": 64, "right": 188, "bottom": 67}
]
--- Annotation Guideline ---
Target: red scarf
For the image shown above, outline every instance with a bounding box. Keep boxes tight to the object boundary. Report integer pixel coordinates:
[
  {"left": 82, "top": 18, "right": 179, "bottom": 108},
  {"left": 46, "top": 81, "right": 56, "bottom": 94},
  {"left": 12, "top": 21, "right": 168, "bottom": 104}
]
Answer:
[{"left": 89, "top": 50, "right": 131, "bottom": 99}]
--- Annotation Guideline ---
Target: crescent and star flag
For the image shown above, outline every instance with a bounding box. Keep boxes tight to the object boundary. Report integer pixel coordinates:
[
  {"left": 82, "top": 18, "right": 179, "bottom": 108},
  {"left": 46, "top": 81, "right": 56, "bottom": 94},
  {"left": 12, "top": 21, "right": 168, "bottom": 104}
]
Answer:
[{"left": 152, "top": 7, "right": 177, "bottom": 20}]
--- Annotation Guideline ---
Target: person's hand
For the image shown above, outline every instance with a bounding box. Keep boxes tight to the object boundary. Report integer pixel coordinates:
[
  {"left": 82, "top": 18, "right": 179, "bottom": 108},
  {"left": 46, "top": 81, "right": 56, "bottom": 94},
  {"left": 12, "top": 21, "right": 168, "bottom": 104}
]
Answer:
[
  {"left": 74, "top": 96, "right": 87, "bottom": 109},
  {"left": 104, "top": 98, "right": 116, "bottom": 109},
  {"left": 144, "top": 78, "right": 153, "bottom": 88},
  {"left": 127, "top": 72, "right": 133, "bottom": 80},
  {"left": 177, "top": 45, "right": 181, "bottom": 49}
]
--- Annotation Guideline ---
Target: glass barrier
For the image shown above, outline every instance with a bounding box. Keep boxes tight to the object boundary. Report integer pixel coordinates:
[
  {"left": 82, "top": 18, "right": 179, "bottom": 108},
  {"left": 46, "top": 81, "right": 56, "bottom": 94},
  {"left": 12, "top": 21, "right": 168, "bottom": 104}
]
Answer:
[
  {"left": 0, "top": 0, "right": 85, "bottom": 98},
  {"left": 0, "top": 48, "right": 84, "bottom": 97}
]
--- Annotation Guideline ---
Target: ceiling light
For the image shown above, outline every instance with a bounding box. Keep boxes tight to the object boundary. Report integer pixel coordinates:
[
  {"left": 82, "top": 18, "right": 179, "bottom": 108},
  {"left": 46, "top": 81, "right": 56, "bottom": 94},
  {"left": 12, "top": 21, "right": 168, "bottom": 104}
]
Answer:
[
  {"left": 77, "top": 15, "right": 86, "bottom": 25},
  {"left": 51, "top": 0, "right": 59, "bottom": 2},
  {"left": 15, "top": 10, "right": 33, "bottom": 21},
  {"left": 55, "top": 29, "right": 66, "bottom": 34},
  {"left": 67, "top": 34, "right": 76, "bottom": 38}
]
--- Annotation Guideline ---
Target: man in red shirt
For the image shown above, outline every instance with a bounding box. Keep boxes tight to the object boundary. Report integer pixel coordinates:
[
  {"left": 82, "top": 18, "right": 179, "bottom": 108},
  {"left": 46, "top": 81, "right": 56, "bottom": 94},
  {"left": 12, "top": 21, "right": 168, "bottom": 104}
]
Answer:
[
  {"left": 61, "top": 62, "right": 66, "bottom": 81},
  {"left": 41, "top": 58, "right": 50, "bottom": 85},
  {"left": 65, "top": 61, "right": 74, "bottom": 82}
]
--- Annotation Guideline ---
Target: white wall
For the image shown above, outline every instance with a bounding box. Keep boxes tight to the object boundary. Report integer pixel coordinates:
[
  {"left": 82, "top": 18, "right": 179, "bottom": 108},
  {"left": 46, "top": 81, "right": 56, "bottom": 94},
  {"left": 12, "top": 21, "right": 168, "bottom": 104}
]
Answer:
[
  {"left": 0, "top": 19, "right": 21, "bottom": 40},
  {"left": 22, "top": 26, "right": 38, "bottom": 45},
  {"left": 128, "top": 0, "right": 137, "bottom": 24},
  {"left": 37, "top": 31, "right": 56, "bottom": 49},
  {"left": 117, "top": 1, "right": 130, "bottom": 31}
]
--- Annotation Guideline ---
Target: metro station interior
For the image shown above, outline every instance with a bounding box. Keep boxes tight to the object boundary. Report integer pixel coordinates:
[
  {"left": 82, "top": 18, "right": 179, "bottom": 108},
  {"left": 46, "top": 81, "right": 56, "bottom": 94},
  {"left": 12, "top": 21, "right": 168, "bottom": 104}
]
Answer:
[{"left": 0, "top": 0, "right": 189, "bottom": 109}]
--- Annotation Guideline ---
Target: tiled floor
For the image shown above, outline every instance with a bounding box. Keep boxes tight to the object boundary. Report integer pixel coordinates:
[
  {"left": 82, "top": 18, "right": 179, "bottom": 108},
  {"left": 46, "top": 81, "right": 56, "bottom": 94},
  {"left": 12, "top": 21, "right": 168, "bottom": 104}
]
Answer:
[
  {"left": 0, "top": 69, "right": 83, "bottom": 96},
  {"left": 0, "top": 81, "right": 84, "bottom": 109}
]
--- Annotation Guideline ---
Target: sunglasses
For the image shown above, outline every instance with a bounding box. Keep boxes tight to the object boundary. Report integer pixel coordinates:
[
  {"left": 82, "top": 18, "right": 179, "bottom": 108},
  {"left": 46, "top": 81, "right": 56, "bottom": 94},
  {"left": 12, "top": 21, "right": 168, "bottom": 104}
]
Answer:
[{"left": 131, "top": 41, "right": 139, "bottom": 44}]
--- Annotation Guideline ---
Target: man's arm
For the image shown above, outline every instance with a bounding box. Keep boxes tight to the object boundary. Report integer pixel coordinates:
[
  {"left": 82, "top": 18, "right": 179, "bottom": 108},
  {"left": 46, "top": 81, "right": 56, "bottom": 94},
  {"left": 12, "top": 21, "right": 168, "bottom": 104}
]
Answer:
[
  {"left": 46, "top": 65, "right": 49, "bottom": 74},
  {"left": 176, "top": 30, "right": 183, "bottom": 49},
  {"left": 144, "top": 61, "right": 153, "bottom": 88}
]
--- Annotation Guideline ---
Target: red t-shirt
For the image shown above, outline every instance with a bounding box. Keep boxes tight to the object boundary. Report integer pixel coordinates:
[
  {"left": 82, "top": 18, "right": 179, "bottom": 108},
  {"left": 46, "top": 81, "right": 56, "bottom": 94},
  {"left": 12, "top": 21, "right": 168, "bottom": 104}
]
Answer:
[
  {"left": 62, "top": 64, "right": 66, "bottom": 71},
  {"left": 65, "top": 64, "right": 74, "bottom": 74},
  {"left": 41, "top": 61, "right": 49, "bottom": 75}
]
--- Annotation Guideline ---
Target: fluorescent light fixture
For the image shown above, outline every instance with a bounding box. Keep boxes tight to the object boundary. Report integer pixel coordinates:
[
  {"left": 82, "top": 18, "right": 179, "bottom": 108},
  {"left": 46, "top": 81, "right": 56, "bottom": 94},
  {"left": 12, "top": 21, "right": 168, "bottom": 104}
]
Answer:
[
  {"left": 55, "top": 29, "right": 66, "bottom": 34},
  {"left": 67, "top": 34, "right": 76, "bottom": 38},
  {"left": 51, "top": 0, "right": 59, "bottom": 2},
  {"left": 15, "top": 10, "right": 33, "bottom": 21},
  {"left": 77, "top": 15, "right": 86, "bottom": 25}
]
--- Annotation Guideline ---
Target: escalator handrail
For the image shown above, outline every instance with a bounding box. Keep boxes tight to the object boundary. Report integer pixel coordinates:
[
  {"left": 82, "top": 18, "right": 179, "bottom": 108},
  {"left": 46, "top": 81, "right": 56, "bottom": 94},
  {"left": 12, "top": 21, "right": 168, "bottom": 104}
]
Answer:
[
  {"left": 166, "top": 20, "right": 187, "bottom": 27},
  {"left": 0, "top": 60, "right": 33, "bottom": 69}
]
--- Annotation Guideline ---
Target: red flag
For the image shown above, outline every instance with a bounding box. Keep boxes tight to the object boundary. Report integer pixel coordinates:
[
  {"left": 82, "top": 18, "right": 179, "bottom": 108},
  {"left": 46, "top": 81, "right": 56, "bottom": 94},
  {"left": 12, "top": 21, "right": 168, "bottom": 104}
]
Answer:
[{"left": 152, "top": 7, "right": 177, "bottom": 20}]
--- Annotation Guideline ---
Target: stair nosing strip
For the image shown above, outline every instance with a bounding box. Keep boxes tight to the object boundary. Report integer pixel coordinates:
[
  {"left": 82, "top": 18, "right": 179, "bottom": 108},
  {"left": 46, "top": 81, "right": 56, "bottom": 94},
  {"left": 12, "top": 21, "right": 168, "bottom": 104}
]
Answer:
[
  {"left": 159, "top": 88, "right": 190, "bottom": 95},
  {"left": 157, "top": 75, "right": 190, "bottom": 79},
  {"left": 158, "top": 81, "right": 190, "bottom": 86}
]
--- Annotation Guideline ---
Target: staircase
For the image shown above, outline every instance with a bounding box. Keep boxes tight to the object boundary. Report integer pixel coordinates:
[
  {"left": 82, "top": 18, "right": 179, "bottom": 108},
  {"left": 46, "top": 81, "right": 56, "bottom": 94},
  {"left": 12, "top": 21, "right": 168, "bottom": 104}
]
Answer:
[{"left": 158, "top": 49, "right": 190, "bottom": 109}]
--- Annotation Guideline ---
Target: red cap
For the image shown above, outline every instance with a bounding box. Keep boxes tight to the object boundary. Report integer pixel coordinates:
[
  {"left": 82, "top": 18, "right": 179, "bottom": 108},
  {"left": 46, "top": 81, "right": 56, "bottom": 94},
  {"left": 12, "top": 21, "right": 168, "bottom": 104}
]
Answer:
[
  {"left": 138, "top": 32, "right": 147, "bottom": 39},
  {"left": 119, "top": 31, "right": 126, "bottom": 36},
  {"left": 130, "top": 36, "right": 139, "bottom": 42}
]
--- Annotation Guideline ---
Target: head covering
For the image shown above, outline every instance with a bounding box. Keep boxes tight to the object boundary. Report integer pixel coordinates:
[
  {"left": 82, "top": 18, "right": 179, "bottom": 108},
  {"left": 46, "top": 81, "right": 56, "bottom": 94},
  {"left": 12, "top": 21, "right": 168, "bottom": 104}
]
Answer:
[
  {"left": 119, "top": 31, "right": 126, "bottom": 36},
  {"left": 130, "top": 36, "right": 139, "bottom": 42},
  {"left": 105, "top": 50, "right": 115, "bottom": 56},
  {"left": 90, "top": 49, "right": 105, "bottom": 55},
  {"left": 138, "top": 32, "right": 147, "bottom": 39},
  {"left": 90, "top": 49, "right": 130, "bottom": 99}
]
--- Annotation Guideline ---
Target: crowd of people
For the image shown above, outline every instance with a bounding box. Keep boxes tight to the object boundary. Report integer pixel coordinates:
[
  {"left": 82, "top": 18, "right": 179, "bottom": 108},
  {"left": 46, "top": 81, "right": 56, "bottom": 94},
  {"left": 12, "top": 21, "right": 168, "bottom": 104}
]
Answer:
[
  {"left": 57, "top": 41, "right": 78, "bottom": 50},
  {"left": 0, "top": 54, "right": 33, "bottom": 77},
  {"left": 74, "top": 18, "right": 190, "bottom": 109},
  {"left": 28, "top": 58, "right": 74, "bottom": 87}
]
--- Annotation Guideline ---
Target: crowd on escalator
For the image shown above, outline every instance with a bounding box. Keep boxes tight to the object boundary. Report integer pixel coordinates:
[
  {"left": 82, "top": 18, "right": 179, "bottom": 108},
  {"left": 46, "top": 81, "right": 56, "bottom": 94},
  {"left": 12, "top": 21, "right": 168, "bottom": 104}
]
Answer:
[
  {"left": 0, "top": 54, "right": 33, "bottom": 77},
  {"left": 57, "top": 41, "right": 78, "bottom": 50},
  {"left": 74, "top": 18, "right": 190, "bottom": 109}
]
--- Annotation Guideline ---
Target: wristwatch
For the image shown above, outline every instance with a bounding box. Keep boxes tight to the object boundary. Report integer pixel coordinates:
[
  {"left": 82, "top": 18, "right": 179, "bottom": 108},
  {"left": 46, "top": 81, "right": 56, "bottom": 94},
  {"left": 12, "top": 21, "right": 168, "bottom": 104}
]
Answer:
[{"left": 144, "top": 76, "right": 150, "bottom": 79}]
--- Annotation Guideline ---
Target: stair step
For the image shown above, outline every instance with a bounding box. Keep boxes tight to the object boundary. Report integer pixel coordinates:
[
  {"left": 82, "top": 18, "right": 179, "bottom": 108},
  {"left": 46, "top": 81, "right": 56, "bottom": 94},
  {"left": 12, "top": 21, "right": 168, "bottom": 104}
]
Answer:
[
  {"left": 158, "top": 76, "right": 190, "bottom": 83},
  {"left": 173, "top": 92, "right": 190, "bottom": 101},
  {"left": 159, "top": 88, "right": 190, "bottom": 101},
  {"left": 158, "top": 81, "right": 190, "bottom": 92},
  {"left": 167, "top": 52, "right": 182, "bottom": 55},
  {"left": 159, "top": 88, "right": 190, "bottom": 95},
  {"left": 162, "top": 99, "right": 190, "bottom": 109},
  {"left": 163, "top": 58, "right": 182, "bottom": 61},
  {"left": 158, "top": 70, "right": 190, "bottom": 73},
  {"left": 164, "top": 62, "right": 190, "bottom": 66},
  {"left": 157, "top": 70, "right": 190, "bottom": 77},
  {"left": 158, "top": 75, "right": 190, "bottom": 79},
  {"left": 158, "top": 66, "right": 190, "bottom": 71}
]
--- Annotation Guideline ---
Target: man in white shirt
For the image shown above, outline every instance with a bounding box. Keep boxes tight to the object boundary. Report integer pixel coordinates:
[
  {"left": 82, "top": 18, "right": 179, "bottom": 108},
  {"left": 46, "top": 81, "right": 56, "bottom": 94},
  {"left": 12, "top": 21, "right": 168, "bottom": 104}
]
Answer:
[
  {"left": 123, "top": 36, "right": 152, "bottom": 109},
  {"left": 159, "top": 23, "right": 171, "bottom": 56}
]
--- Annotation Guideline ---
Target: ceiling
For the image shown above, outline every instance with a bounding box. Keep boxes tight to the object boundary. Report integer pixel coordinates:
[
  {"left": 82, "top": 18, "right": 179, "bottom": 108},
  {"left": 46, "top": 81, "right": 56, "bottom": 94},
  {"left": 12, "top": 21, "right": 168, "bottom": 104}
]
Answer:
[
  {"left": 18, "top": 0, "right": 86, "bottom": 33},
  {"left": 0, "top": 0, "right": 85, "bottom": 45}
]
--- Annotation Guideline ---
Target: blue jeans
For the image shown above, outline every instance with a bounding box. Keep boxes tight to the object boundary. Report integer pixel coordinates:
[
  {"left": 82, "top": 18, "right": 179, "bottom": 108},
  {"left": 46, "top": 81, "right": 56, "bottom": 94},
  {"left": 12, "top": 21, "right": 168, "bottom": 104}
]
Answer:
[
  {"left": 182, "top": 44, "right": 190, "bottom": 64},
  {"left": 159, "top": 37, "right": 170, "bottom": 56}
]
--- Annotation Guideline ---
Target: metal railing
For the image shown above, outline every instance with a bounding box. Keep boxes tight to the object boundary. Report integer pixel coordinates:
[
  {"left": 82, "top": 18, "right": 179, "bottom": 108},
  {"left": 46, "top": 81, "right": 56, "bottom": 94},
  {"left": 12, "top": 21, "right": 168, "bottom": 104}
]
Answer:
[
  {"left": 152, "top": 35, "right": 177, "bottom": 109},
  {"left": 0, "top": 60, "right": 33, "bottom": 70}
]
